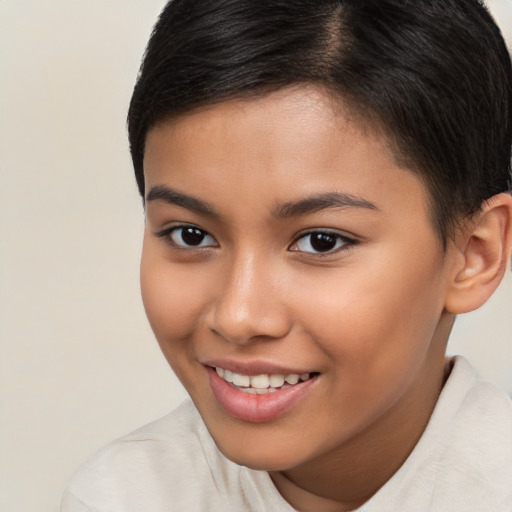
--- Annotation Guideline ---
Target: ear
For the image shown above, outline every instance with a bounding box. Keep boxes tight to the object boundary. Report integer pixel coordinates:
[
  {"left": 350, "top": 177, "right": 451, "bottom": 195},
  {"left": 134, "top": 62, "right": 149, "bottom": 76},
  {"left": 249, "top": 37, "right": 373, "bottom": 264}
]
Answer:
[{"left": 445, "top": 192, "right": 512, "bottom": 314}]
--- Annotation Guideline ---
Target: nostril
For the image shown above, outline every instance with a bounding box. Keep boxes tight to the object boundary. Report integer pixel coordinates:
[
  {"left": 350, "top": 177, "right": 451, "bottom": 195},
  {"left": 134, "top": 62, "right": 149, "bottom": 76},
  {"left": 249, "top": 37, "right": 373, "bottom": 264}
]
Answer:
[{"left": 205, "top": 298, "right": 292, "bottom": 345}]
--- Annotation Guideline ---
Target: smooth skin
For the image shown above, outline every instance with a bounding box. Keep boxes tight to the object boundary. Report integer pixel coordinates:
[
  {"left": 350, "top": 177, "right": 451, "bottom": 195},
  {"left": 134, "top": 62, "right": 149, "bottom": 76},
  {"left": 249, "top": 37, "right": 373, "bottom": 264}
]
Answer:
[{"left": 141, "top": 86, "right": 512, "bottom": 512}]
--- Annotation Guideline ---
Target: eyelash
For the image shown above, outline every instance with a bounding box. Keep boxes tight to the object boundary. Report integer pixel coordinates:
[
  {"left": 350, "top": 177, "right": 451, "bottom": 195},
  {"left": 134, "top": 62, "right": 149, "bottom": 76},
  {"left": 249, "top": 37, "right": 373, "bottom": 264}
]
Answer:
[
  {"left": 290, "top": 230, "right": 357, "bottom": 255},
  {"left": 154, "top": 224, "right": 357, "bottom": 255},
  {"left": 155, "top": 224, "right": 218, "bottom": 250}
]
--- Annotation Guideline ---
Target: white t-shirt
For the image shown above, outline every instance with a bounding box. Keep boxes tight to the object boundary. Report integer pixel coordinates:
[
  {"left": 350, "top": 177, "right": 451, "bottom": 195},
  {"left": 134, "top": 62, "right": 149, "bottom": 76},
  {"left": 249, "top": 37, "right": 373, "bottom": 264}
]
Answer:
[{"left": 61, "top": 356, "right": 512, "bottom": 512}]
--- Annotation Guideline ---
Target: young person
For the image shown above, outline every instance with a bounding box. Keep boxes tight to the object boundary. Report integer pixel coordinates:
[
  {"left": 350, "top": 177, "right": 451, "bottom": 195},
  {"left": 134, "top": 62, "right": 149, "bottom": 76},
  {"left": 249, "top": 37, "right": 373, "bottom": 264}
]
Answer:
[{"left": 62, "top": 0, "right": 512, "bottom": 510}]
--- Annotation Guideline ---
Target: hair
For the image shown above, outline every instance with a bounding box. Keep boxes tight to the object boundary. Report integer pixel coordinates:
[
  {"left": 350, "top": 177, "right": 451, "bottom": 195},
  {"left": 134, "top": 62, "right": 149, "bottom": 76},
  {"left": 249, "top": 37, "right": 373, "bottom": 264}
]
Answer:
[{"left": 127, "top": 0, "right": 512, "bottom": 245}]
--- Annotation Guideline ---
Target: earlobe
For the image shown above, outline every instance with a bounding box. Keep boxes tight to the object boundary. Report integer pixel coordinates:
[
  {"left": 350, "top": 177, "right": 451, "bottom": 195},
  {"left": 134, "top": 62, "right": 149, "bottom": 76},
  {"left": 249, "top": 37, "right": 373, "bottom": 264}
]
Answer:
[{"left": 445, "top": 193, "right": 512, "bottom": 314}]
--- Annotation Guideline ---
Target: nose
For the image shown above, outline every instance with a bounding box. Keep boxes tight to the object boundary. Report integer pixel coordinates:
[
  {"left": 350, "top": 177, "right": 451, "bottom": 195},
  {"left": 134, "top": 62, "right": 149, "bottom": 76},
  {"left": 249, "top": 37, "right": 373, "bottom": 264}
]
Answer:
[{"left": 205, "top": 252, "right": 292, "bottom": 345}]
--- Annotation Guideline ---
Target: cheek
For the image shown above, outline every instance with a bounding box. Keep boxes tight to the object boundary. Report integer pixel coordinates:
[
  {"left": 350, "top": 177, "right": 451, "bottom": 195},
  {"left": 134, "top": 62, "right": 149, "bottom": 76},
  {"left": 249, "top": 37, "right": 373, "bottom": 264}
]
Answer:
[
  {"left": 140, "top": 244, "right": 210, "bottom": 346},
  {"left": 292, "top": 247, "right": 445, "bottom": 378},
  {"left": 285, "top": 263, "right": 444, "bottom": 431}
]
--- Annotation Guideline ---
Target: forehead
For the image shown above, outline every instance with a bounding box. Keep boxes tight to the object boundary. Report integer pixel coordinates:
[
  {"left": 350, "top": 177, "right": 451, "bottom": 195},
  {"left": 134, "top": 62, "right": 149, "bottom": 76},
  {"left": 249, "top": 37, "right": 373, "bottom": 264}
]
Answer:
[{"left": 143, "top": 86, "right": 431, "bottom": 226}]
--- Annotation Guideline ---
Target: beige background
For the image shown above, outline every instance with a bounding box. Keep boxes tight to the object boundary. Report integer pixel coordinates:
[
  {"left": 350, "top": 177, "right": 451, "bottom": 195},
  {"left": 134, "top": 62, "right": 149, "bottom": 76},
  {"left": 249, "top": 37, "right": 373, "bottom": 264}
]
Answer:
[{"left": 0, "top": 1, "right": 511, "bottom": 511}]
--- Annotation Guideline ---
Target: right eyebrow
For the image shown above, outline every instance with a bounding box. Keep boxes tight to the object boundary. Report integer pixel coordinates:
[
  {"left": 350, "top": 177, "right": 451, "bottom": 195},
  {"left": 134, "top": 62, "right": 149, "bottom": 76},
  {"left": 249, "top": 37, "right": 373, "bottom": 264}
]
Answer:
[
  {"left": 145, "top": 185, "right": 219, "bottom": 218},
  {"left": 272, "top": 192, "right": 380, "bottom": 218}
]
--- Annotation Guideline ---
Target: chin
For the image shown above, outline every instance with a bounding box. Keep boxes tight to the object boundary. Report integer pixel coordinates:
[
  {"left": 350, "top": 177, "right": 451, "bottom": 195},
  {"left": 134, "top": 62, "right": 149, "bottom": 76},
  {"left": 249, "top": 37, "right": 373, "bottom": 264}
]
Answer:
[
  {"left": 223, "top": 449, "right": 297, "bottom": 472},
  {"left": 210, "top": 429, "right": 307, "bottom": 472}
]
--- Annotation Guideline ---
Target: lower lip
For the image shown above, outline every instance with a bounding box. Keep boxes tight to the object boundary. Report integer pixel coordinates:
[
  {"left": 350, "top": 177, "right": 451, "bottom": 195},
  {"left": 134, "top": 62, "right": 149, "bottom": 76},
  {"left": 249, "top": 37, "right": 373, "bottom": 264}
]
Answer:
[{"left": 206, "top": 367, "right": 317, "bottom": 423}]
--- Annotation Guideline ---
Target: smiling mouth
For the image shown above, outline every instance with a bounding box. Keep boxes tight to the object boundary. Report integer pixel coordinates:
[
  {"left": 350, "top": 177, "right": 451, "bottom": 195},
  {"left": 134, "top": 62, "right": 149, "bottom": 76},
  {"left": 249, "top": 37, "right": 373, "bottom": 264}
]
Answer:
[
  {"left": 214, "top": 366, "right": 315, "bottom": 394},
  {"left": 206, "top": 365, "right": 319, "bottom": 422}
]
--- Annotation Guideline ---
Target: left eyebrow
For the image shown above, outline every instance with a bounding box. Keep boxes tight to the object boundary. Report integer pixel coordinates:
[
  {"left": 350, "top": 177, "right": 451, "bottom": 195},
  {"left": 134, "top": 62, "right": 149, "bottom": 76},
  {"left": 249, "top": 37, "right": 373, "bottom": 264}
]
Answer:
[
  {"left": 145, "top": 185, "right": 219, "bottom": 218},
  {"left": 273, "top": 192, "right": 379, "bottom": 218}
]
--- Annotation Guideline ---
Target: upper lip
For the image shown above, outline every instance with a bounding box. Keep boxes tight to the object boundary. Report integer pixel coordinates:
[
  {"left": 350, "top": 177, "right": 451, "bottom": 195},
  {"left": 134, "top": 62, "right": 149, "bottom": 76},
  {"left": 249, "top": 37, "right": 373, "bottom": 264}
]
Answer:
[{"left": 202, "top": 358, "right": 315, "bottom": 376}]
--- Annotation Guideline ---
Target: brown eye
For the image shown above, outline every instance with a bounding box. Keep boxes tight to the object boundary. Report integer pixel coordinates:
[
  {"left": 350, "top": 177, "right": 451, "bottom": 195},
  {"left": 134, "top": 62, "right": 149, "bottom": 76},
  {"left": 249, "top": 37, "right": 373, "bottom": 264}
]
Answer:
[
  {"left": 292, "top": 231, "right": 354, "bottom": 254},
  {"left": 178, "top": 227, "right": 206, "bottom": 246},
  {"left": 166, "top": 226, "right": 217, "bottom": 248},
  {"left": 309, "top": 233, "right": 338, "bottom": 252}
]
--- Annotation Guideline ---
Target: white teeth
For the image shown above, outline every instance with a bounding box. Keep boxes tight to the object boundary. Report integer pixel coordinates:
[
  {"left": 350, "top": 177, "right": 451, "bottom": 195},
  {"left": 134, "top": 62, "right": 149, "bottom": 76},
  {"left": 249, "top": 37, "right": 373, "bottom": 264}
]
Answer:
[
  {"left": 285, "top": 374, "right": 300, "bottom": 385},
  {"left": 239, "top": 387, "right": 277, "bottom": 394},
  {"left": 232, "top": 373, "right": 250, "bottom": 387},
  {"left": 215, "top": 367, "right": 312, "bottom": 390},
  {"left": 269, "top": 374, "right": 285, "bottom": 388},
  {"left": 250, "top": 374, "right": 270, "bottom": 389}
]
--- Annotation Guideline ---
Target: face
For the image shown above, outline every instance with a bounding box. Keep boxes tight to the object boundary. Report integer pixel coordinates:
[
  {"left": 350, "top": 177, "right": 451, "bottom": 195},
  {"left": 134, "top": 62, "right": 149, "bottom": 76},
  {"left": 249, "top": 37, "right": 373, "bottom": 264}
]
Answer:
[{"left": 141, "top": 87, "right": 454, "bottom": 472}]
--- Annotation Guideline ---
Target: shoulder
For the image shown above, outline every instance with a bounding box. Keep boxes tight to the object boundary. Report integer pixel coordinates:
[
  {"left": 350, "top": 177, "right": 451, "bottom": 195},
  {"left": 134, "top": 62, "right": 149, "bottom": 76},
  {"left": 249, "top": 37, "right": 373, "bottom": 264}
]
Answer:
[
  {"left": 69, "top": 398, "right": 209, "bottom": 476},
  {"left": 440, "top": 357, "right": 512, "bottom": 505},
  {"left": 446, "top": 356, "right": 512, "bottom": 450},
  {"left": 62, "top": 400, "right": 243, "bottom": 511},
  {"left": 434, "top": 356, "right": 512, "bottom": 510},
  {"left": 363, "top": 356, "right": 512, "bottom": 512}
]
